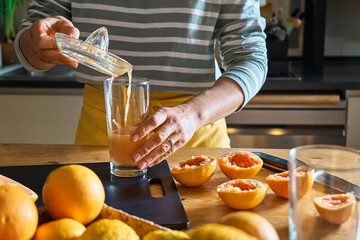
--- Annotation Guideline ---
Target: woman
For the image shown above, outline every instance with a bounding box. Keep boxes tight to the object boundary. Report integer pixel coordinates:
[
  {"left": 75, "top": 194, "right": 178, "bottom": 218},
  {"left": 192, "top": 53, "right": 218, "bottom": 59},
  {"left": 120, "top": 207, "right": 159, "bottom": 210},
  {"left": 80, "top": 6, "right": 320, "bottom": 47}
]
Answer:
[{"left": 15, "top": 0, "right": 267, "bottom": 169}]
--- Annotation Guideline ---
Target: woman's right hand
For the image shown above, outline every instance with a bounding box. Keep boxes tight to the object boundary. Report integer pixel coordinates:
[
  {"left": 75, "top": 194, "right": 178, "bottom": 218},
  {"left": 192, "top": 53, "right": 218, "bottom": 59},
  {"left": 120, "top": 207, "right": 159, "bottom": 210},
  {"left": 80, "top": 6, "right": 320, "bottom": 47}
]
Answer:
[{"left": 19, "top": 16, "right": 80, "bottom": 70}]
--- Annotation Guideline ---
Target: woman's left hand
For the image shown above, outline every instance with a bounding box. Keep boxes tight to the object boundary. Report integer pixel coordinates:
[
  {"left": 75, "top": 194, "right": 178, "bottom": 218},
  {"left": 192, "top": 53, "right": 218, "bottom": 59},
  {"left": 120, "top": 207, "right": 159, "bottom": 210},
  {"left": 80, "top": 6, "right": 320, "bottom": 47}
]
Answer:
[{"left": 130, "top": 103, "right": 200, "bottom": 169}]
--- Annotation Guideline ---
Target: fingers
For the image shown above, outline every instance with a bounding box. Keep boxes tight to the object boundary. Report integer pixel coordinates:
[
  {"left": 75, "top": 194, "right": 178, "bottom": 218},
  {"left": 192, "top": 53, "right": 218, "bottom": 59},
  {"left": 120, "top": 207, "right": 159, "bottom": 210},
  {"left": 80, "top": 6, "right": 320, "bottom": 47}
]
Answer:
[
  {"left": 131, "top": 105, "right": 198, "bottom": 169},
  {"left": 53, "top": 16, "right": 80, "bottom": 38},
  {"left": 27, "top": 16, "right": 80, "bottom": 68},
  {"left": 38, "top": 49, "right": 78, "bottom": 68},
  {"left": 131, "top": 108, "right": 168, "bottom": 142},
  {"left": 137, "top": 135, "right": 178, "bottom": 169}
]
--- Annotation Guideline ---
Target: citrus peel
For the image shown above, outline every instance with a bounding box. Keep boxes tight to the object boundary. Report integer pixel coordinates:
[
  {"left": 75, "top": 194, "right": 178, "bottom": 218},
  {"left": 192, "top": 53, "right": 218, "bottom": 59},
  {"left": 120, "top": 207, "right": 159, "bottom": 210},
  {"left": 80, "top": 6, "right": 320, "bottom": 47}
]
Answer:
[
  {"left": 219, "top": 211, "right": 280, "bottom": 240},
  {"left": 314, "top": 193, "right": 355, "bottom": 224},
  {"left": 218, "top": 151, "right": 263, "bottom": 179},
  {"left": 171, "top": 155, "right": 216, "bottom": 187},
  {"left": 266, "top": 166, "right": 314, "bottom": 199},
  {"left": 0, "top": 185, "right": 38, "bottom": 240},
  {"left": 33, "top": 218, "right": 86, "bottom": 240},
  {"left": 190, "top": 223, "right": 257, "bottom": 240},
  {"left": 0, "top": 174, "right": 38, "bottom": 202},
  {"left": 217, "top": 179, "right": 268, "bottom": 210},
  {"left": 42, "top": 164, "right": 105, "bottom": 225}
]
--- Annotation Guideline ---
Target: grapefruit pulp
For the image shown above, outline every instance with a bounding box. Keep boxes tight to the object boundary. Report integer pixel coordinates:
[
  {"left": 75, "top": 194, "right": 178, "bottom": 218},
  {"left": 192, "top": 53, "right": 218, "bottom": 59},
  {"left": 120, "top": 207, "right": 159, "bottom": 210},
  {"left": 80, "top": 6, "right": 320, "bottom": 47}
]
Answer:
[
  {"left": 218, "top": 151, "right": 263, "bottom": 179},
  {"left": 171, "top": 155, "right": 216, "bottom": 187},
  {"left": 314, "top": 193, "right": 355, "bottom": 224},
  {"left": 266, "top": 166, "right": 314, "bottom": 199},
  {"left": 217, "top": 179, "right": 268, "bottom": 210}
]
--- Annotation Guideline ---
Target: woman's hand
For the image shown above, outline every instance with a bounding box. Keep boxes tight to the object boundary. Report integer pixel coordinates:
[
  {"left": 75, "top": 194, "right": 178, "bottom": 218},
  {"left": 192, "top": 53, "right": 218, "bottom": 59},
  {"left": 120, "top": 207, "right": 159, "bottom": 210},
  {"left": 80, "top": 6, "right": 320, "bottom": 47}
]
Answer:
[
  {"left": 131, "top": 103, "right": 201, "bottom": 169},
  {"left": 19, "top": 16, "right": 80, "bottom": 69},
  {"left": 131, "top": 77, "right": 245, "bottom": 169}
]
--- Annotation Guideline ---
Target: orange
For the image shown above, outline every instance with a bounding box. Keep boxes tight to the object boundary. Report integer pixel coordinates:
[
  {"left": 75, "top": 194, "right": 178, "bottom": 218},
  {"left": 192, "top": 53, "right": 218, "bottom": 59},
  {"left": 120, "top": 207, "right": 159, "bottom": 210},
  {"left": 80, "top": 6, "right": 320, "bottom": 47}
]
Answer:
[
  {"left": 0, "top": 174, "right": 38, "bottom": 202},
  {"left": 171, "top": 155, "right": 216, "bottom": 187},
  {"left": 0, "top": 185, "right": 38, "bottom": 240},
  {"left": 42, "top": 164, "right": 105, "bottom": 225},
  {"left": 266, "top": 166, "right": 314, "bottom": 199},
  {"left": 219, "top": 211, "right": 280, "bottom": 240},
  {"left": 314, "top": 193, "right": 355, "bottom": 224},
  {"left": 78, "top": 218, "right": 139, "bottom": 240},
  {"left": 34, "top": 218, "right": 86, "bottom": 240},
  {"left": 217, "top": 179, "right": 268, "bottom": 210},
  {"left": 218, "top": 151, "right": 263, "bottom": 179}
]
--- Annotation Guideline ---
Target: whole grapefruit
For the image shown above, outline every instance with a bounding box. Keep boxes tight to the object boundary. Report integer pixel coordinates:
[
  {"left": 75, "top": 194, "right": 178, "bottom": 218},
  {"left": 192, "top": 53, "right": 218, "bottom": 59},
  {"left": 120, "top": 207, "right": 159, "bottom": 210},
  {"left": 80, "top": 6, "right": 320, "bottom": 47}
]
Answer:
[
  {"left": 42, "top": 164, "right": 105, "bottom": 225},
  {"left": 0, "top": 185, "right": 38, "bottom": 240}
]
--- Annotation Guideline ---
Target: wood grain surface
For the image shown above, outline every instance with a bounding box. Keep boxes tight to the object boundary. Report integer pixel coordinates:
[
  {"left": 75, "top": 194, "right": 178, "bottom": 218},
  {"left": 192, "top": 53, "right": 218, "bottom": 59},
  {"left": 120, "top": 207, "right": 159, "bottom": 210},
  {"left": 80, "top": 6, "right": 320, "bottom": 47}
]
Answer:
[
  {"left": 1, "top": 144, "right": 356, "bottom": 239},
  {"left": 0, "top": 144, "right": 290, "bottom": 239}
]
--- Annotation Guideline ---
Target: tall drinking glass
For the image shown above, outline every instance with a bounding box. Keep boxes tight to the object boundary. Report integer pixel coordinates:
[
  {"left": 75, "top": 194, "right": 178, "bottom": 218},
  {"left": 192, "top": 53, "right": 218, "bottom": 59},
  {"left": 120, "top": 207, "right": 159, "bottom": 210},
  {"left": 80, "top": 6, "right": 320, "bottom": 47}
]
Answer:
[
  {"left": 289, "top": 144, "right": 360, "bottom": 240},
  {"left": 104, "top": 76, "right": 149, "bottom": 177}
]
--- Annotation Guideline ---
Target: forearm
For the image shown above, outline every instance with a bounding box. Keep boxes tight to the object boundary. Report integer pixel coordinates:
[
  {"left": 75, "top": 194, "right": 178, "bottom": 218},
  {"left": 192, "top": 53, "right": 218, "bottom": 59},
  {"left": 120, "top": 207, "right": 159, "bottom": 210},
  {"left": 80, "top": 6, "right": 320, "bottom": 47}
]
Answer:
[{"left": 184, "top": 77, "right": 244, "bottom": 128}]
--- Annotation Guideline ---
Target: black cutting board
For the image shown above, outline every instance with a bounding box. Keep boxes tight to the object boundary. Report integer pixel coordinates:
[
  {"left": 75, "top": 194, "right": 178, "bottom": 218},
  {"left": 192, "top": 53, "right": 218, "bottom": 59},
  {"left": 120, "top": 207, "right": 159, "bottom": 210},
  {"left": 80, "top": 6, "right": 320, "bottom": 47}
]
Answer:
[{"left": 0, "top": 160, "right": 189, "bottom": 229}]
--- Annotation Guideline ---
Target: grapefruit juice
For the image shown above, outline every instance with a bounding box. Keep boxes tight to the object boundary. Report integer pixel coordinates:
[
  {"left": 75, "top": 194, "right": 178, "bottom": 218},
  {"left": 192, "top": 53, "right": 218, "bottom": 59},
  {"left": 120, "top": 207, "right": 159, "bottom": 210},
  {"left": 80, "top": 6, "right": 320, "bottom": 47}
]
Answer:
[{"left": 108, "top": 133, "right": 145, "bottom": 166}]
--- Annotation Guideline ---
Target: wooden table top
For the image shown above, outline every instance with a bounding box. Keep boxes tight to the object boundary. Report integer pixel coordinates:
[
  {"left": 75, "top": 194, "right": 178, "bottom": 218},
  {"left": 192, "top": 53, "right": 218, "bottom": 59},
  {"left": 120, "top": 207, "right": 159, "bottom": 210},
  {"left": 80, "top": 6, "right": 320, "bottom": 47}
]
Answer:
[{"left": 0, "top": 144, "right": 291, "bottom": 239}]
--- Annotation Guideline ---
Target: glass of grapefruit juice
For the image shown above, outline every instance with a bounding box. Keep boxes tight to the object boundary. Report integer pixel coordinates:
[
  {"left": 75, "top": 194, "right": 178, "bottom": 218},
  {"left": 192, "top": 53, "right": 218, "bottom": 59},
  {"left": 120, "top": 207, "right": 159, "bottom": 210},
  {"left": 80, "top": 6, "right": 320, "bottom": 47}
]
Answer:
[{"left": 104, "top": 76, "right": 149, "bottom": 177}]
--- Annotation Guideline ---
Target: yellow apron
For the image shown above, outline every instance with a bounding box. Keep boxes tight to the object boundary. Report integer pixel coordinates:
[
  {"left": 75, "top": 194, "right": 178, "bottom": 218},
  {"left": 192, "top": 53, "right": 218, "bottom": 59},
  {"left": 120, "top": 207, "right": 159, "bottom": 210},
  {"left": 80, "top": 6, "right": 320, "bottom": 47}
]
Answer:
[{"left": 75, "top": 83, "right": 230, "bottom": 148}]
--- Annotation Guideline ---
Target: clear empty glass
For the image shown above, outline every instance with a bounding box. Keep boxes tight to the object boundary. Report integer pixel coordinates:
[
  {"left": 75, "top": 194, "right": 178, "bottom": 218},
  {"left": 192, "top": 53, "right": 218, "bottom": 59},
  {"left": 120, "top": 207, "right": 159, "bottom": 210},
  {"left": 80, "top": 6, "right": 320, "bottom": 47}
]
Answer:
[{"left": 289, "top": 144, "right": 360, "bottom": 240}]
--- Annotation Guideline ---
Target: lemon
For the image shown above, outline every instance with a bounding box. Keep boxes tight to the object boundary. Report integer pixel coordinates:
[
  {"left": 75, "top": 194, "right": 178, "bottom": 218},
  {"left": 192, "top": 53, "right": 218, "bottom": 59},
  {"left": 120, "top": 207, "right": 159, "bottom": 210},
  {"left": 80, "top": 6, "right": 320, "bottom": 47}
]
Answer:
[
  {"left": 33, "top": 218, "right": 86, "bottom": 240},
  {"left": 190, "top": 224, "right": 256, "bottom": 240},
  {"left": 78, "top": 218, "right": 139, "bottom": 240},
  {"left": 219, "top": 211, "right": 279, "bottom": 240},
  {"left": 143, "top": 230, "right": 190, "bottom": 240}
]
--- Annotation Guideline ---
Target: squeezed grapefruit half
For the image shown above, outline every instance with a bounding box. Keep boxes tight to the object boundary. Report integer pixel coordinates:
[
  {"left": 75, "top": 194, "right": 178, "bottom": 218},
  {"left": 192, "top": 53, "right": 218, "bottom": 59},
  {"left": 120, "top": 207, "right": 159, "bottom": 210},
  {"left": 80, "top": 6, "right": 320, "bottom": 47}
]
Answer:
[
  {"left": 0, "top": 174, "right": 38, "bottom": 202},
  {"left": 217, "top": 179, "right": 268, "bottom": 210},
  {"left": 171, "top": 155, "right": 216, "bottom": 187},
  {"left": 314, "top": 193, "right": 355, "bottom": 224},
  {"left": 218, "top": 151, "right": 263, "bottom": 179},
  {"left": 266, "top": 166, "right": 314, "bottom": 199}
]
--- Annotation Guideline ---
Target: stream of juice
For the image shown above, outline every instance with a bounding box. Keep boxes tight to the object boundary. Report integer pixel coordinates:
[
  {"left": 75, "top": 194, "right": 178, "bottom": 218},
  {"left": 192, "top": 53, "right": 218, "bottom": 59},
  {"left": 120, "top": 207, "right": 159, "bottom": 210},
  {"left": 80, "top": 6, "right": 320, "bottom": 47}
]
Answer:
[{"left": 109, "top": 69, "right": 137, "bottom": 166}]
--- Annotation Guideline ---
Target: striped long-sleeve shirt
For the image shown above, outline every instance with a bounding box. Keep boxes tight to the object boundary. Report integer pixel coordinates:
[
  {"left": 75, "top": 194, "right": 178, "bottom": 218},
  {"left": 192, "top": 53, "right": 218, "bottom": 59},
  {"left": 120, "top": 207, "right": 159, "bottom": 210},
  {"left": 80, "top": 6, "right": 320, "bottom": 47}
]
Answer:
[{"left": 16, "top": 0, "right": 267, "bottom": 106}]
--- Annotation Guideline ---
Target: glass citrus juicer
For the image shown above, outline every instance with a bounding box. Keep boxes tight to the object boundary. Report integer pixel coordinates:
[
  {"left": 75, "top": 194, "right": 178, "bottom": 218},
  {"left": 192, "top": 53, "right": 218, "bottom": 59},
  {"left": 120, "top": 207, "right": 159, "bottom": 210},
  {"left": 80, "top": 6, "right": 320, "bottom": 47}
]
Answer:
[{"left": 55, "top": 27, "right": 132, "bottom": 77}]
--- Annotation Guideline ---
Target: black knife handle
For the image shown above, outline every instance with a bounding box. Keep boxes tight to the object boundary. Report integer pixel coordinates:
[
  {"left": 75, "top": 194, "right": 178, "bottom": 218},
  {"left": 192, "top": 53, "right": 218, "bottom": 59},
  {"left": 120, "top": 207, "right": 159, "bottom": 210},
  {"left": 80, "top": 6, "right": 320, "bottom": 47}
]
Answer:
[{"left": 252, "top": 152, "right": 288, "bottom": 173}]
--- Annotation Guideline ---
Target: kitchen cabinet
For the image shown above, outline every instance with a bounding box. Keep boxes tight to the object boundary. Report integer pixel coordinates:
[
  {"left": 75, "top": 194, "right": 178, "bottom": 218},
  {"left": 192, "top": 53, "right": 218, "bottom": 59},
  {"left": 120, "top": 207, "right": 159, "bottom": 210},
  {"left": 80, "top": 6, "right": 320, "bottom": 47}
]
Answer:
[
  {"left": 345, "top": 91, "right": 360, "bottom": 149},
  {"left": 0, "top": 88, "right": 83, "bottom": 144},
  {"left": 226, "top": 93, "right": 347, "bottom": 149}
]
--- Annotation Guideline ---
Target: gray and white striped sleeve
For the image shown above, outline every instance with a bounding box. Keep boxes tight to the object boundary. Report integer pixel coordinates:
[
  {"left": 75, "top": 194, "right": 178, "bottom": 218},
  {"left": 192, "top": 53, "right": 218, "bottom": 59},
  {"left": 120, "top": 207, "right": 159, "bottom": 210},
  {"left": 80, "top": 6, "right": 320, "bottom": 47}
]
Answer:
[
  {"left": 15, "top": 0, "right": 72, "bottom": 72},
  {"left": 216, "top": 0, "right": 268, "bottom": 109}
]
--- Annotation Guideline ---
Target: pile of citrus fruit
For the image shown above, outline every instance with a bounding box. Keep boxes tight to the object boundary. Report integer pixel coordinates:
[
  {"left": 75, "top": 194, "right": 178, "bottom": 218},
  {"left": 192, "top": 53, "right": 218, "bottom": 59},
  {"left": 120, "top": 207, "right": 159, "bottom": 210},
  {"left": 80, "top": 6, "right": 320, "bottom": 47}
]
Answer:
[{"left": 0, "top": 165, "right": 143, "bottom": 240}]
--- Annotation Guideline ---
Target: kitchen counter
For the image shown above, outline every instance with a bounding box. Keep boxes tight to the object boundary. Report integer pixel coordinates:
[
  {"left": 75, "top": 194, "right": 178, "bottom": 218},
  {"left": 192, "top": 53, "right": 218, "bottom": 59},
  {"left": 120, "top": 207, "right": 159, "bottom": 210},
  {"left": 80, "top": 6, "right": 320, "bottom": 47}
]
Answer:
[
  {"left": 1, "top": 59, "right": 360, "bottom": 92},
  {"left": 0, "top": 144, "right": 290, "bottom": 238},
  {"left": 263, "top": 59, "right": 360, "bottom": 93}
]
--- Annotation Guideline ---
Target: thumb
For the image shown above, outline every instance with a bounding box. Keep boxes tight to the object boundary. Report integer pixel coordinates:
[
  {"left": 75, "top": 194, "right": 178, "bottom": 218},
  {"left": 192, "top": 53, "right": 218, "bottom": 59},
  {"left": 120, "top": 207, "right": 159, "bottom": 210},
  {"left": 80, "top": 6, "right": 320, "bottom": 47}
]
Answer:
[{"left": 52, "top": 16, "right": 80, "bottom": 38}]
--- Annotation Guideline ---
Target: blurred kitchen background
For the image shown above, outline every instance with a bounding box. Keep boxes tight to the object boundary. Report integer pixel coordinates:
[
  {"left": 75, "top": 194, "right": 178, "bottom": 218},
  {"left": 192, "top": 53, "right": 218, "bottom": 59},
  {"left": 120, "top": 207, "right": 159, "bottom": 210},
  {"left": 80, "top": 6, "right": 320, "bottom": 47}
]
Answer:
[{"left": 1, "top": 0, "right": 360, "bottom": 150}]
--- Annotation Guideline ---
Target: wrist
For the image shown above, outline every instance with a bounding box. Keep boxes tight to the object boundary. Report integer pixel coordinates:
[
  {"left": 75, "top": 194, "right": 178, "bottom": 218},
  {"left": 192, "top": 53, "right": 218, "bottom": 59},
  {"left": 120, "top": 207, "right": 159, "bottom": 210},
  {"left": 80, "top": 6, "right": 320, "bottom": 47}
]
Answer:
[{"left": 182, "top": 100, "right": 205, "bottom": 129}]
